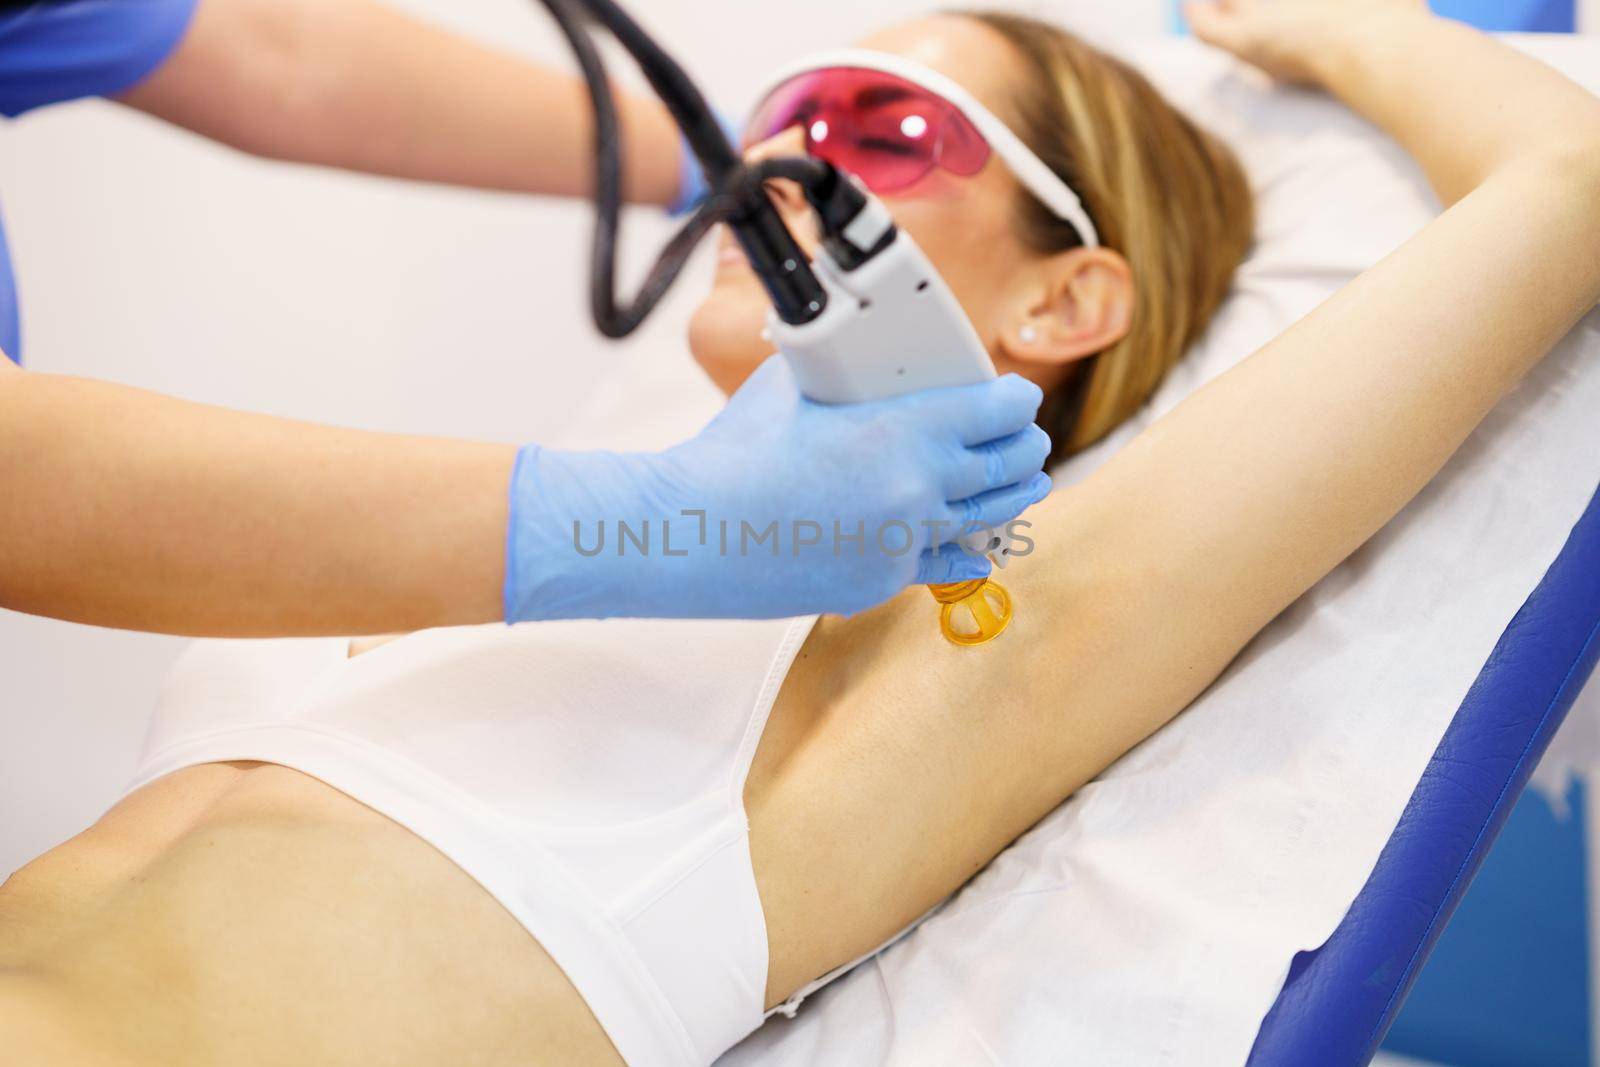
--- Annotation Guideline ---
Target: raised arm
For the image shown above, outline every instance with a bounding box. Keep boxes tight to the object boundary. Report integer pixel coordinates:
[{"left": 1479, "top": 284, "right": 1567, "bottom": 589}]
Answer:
[
  {"left": 115, "top": 0, "right": 687, "bottom": 206},
  {"left": 752, "top": 5, "right": 1600, "bottom": 993},
  {"left": 1073, "top": 2, "right": 1600, "bottom": 737},
  {"left": 1186, "top": 0, "right": 1600, "bottom": 206}
]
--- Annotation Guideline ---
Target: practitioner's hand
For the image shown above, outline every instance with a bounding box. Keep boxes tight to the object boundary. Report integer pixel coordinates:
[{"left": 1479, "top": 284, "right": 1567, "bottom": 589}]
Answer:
[
  {"left": 503, "top": 356, "right": 1052, "bottom": 623},
  {"left": 1185, "top": 0, "right": 1431, "bottom": 86}
]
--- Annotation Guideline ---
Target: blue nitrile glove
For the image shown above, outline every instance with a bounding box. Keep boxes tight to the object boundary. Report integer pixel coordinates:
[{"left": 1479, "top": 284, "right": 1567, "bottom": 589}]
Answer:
[
  {"left": 668, "top": 109, "right": 744, "bottom": 217},
  {"left": 504, "top": 356, "right": 1052, "bottom": 623}
]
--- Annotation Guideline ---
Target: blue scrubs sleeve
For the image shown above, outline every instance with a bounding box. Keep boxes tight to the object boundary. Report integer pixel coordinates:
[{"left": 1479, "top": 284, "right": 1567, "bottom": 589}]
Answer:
[
  {"left": 0, "top": 209, "right": 18, "bottom": 363},
  {"left": 0, "top": 0, "right": 198, "bottom": 362},
  {"left": 0, "top": 211, "right": 18, "bottom": 364},
  {"left": 0, "top": 0, "right": 200, "bottom": 118}
]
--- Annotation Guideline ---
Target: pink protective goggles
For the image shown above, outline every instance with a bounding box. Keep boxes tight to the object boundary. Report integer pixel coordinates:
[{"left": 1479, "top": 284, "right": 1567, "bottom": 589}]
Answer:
[
  {"left": 745, "top": 50, "right": 1100, "bottom": 248},
  {"left": 747, "top": 66, "right": 991, "bottom": 194}
]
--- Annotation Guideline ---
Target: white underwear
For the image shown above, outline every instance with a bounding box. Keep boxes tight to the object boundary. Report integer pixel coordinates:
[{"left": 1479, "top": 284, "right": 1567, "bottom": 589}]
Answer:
[{"left": 125, "top": 616, "right": 818, "bottom": 1066}]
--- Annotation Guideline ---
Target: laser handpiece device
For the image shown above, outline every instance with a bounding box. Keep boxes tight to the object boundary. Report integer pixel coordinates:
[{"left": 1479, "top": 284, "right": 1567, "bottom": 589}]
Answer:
[
  {"left": 531, "top": 0, "right": 1018, "bottom": 643},
  {"left": 768, "top": 176, "right": 1017, "bottom": 644}
]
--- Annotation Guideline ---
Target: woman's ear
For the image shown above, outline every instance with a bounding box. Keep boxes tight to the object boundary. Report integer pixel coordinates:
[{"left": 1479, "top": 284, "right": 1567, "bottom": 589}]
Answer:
[{"left": 994, "top": 247, "right": 1134, "bottom": 369}]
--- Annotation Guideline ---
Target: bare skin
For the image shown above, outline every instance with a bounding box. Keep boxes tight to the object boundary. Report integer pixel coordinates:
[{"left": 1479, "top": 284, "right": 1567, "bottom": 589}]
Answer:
[
  {"left": 118, "top": 0, "right": 685, "bottom": 204},
  {"left": 0, "top": 0, "right": 684, "bottom": 639},
  {"left": 5, "top": 3, "right": 1600, "bottom": 1064},
  {"left": 0, "top": 763, "right": 622, "bottom": 1065}
]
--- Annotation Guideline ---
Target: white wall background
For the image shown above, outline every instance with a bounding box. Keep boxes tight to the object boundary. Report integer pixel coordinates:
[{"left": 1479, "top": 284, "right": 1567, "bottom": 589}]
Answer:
[{"left": 0, "top": 1, "right": 1172, "bottom": 878}]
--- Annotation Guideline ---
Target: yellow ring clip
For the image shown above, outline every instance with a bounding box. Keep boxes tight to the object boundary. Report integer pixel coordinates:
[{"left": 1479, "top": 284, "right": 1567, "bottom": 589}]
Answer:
[{"left": 929, "top": 578, "right": 1013, "bottom": 646}]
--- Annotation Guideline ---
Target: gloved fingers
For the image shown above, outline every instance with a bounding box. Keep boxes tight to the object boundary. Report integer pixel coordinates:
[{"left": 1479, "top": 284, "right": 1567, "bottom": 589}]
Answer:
[
  {"left": 915, "top": 540, "right": 992, "bottom": 585},
  {"left": 902, "top": 373, "right": 1045, "bottom": 447},
  {"left": 945, "top": 423, "right": 1052, "bottom": 501},
  {"left": 947, "top": 470, "right": 1053, "bottom": 541}
]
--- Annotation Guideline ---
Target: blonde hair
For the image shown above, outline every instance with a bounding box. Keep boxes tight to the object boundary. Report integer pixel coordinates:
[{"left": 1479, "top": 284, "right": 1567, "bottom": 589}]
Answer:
[{"left": 963, "top": 11, "right": 1254, "bottom": 462}]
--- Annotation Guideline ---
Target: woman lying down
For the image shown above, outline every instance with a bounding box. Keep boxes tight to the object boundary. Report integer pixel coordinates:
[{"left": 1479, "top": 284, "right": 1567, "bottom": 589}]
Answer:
[{"left": 6, "top": 2, "right": 1600, "bottom": 1063}]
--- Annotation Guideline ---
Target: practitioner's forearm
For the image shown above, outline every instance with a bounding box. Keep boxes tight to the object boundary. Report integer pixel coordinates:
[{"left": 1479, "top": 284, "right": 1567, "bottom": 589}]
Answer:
[
  {"left": 1311, "top": 9, "right": 1600, "bottom": 205},
  {"left": 119, "top": 0, "right": 686, "bottom": 206},
  {"left": 0, "top": 367, "right": 514, "bottom": 636}
]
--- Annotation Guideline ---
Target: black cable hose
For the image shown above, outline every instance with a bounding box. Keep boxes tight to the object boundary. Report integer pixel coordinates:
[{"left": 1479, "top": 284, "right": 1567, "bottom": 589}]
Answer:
[
  {"left": 569, "top": 0, "right": 742, "bottom": 184},
  {"left": 531, "top": 0, "right": 660, "bottom": 337},
  {"left": 530, "top": 0, "right": 837, "bottom": 337}
]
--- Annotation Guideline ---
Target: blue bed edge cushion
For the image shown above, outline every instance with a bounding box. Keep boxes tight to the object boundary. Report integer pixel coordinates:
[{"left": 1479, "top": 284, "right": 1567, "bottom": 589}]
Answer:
[{"left": 1247, "top": 479, "right": 1600, "bottom": 1066}]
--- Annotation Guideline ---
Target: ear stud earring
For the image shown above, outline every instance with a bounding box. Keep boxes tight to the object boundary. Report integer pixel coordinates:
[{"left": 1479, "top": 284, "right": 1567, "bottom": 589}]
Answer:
[{"left": 1019, "top": 325, "right": 1037, "bottom": 343}]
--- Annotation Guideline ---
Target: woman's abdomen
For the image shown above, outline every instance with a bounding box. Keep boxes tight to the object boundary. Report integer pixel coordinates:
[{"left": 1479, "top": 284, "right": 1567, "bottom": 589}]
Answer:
[{"left": 1, "top": 762, "right": 624, "bottom": 1067}]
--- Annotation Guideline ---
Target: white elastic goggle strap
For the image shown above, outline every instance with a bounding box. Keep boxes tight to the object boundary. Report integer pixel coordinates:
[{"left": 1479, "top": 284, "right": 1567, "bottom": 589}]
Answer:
[{"left": 747, "top": 47, "right": 1101, "bottom": 250}]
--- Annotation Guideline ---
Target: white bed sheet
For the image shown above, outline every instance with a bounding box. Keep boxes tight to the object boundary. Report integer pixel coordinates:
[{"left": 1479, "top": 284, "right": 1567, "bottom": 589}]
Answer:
[{"left": 558, "top": 36, "right": 1600, "bottom": 1067}]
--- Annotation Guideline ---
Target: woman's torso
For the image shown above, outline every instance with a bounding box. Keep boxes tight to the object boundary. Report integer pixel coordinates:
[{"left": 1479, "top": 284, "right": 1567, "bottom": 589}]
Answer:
[
  {"left": 0, "top": 567, "right": 1054, "bottom": 1066},
  {"left": 0, "top": 613, "right": 823, "bottom": 1066},
  {"left": 0, "top": 759, "right": 625, "bottom": 1066}
]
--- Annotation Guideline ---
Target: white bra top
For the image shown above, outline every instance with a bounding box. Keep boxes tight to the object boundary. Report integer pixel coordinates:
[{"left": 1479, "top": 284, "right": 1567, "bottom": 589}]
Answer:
[{"left": 126, "top": 615, "right": 818, "bottom": 1066}]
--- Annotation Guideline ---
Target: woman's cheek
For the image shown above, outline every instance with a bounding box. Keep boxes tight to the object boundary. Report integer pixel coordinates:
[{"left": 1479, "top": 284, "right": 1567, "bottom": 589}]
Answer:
[
  {"left": 688, "top": 280, "right": 777, "bottom": 396},
  {"left": 896, "top": 197, "right": 1028, "bottom": 342}
]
